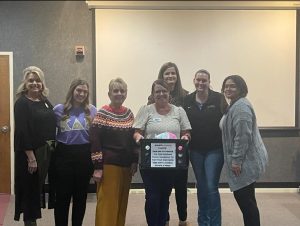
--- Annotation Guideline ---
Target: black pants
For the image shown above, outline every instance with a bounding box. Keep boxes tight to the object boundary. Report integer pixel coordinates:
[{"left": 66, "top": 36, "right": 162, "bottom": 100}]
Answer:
[
  {"left": 233, "top": 182, "right": 260, "bottom": 226},
  {"left": 140, "top": 169, "right": 175, "bottom": 226},
  {"left": 54, "top": 143, "right": 93, "bottom": 226},
  {"left": 166, "top": 169, "right": 188, "bottom": 222}
]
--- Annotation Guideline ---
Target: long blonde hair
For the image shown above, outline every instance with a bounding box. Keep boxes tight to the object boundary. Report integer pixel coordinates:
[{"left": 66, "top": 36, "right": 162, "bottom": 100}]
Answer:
[
  {"left": 62, "top": 79, "right": 92, "bottom": 124},
  {"left": 16, "top": 66, "right": 49, "bottom": 99}
]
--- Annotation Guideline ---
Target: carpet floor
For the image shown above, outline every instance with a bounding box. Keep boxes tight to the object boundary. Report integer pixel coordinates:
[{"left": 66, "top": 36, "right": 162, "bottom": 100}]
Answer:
[{"left": 2, "top": 189, "right": 300, "bottom": 226}]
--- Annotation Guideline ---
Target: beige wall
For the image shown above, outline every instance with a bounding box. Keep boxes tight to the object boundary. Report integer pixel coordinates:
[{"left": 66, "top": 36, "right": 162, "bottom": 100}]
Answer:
[{"left": 95, "top": 9, "right": 296, "bottom": 127}]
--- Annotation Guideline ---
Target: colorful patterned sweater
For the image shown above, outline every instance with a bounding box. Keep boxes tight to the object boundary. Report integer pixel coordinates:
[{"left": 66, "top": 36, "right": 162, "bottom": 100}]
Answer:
[{"left": 90, "top": 105, "right": 139, "bottom": 170}]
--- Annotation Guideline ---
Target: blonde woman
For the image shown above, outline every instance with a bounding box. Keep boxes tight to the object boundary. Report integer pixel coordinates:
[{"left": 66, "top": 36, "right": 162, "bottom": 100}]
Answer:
[
  {"left": 14, "top": 66, "right": 56, "bottom": 226},
  {"left": 90, "top": 78, "right": 139, "bottom": 226}
]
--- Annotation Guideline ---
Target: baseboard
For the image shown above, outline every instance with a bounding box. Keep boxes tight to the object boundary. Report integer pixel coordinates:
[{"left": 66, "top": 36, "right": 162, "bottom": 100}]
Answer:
[
  {"left": 128, "top": 187, "right": 300, "bottom": 194},
  {"left": 86, "top": 182, "right": 300, "bottom": 193}
]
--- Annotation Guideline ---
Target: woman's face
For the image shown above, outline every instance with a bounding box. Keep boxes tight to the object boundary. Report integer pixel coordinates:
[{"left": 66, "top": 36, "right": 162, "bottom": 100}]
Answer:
[
  {"left": 153, "top": 84, "right": 170, "bottom": 105},
  {"left": 223, "top": 79, "right": 240, "bottom": 101},
  {"left": 194, "top": 72, "right": 210, "bottom": 93},
  {"left": 108, "top": 84, "right": 127, "bottom": 107},
  {"left": 162, "top": 67, "right": 177, "bottom": 87},
  {"left": 25, "top": 73, "right": 43, "bottom": 96},
  {"left": 73, "top": 84, "right": 88, "bottom": 105}
]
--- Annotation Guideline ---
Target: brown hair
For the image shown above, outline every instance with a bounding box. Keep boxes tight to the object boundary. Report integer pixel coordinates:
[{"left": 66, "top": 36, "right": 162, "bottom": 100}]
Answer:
[
  {"left": 62, "top": 79, "right": 92, "bottom": 124},
  {"left": 221, "top": 75, "right": 248, "bottom": 98},
  {"left": 157, "top": 62, "right": 186, "bottom": 99}
]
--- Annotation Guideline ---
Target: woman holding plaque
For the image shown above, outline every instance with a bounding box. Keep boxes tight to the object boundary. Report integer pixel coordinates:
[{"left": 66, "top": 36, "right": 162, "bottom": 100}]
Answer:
[
  {"left": 183, "top": 69, "right": 226, "bottom": 226},
  {"left": 147, "top": 62, "right": 189, "bottom": 226},
  {"left": 133, "top": 79, "right": 191, "bottom": 226}
]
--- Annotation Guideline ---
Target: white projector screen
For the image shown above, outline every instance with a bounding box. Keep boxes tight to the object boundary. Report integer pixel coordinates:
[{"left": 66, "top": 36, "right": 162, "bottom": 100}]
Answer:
[{"left": 95, "top": 9, "right": 296, "bottom": 127}]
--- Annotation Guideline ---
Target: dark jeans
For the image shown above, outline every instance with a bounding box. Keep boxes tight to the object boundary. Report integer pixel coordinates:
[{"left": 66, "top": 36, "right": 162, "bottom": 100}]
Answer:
[
  {"left": 54, "top": 143, "right": 93, "bottom": 226},
  {"left": 190, "top": 149, "right": 224, "bottom": 226},
  {"left": 233, "top": 183, "right": 260, "bottom": 226},
  {"left": 166, "top": 169, "right": 188, "bottom": 222},
  {"left": 140, "top": 169, "right": 175, "bottom": 226}
]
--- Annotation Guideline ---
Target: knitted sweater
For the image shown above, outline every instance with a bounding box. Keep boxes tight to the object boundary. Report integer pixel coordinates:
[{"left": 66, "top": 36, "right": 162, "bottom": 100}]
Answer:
[
  {"left": 90, "top": 105, "right": 139, "bottom": 169},
  {"left": 220, "top": 98, "right": 268, "bottom": 191}
]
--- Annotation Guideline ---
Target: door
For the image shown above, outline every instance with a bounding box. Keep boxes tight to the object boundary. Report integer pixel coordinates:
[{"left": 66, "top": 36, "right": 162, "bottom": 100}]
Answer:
[{"left": 0, "top": 54, "right": 11, "bottom": 193}]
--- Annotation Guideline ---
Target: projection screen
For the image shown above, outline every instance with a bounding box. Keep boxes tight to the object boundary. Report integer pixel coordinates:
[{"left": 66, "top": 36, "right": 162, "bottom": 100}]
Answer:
[{"left": 95, "top": 9, "right": 296, "bottom": 127}]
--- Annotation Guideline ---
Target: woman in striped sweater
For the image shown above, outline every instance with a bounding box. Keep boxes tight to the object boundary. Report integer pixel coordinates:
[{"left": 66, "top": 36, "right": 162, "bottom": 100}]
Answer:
[{"left": 90, "top": 78, "right": 139, "bottom": 226}]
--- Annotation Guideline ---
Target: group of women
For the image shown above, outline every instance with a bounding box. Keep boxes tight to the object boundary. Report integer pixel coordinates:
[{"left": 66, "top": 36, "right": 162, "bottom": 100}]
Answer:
[{"left": 14, "top": 63, "right": 268, "bottom": 226}]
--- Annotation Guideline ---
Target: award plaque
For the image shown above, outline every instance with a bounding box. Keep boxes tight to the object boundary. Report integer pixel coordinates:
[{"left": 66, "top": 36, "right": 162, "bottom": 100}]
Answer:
[{"left": 140, "top": 139, "right": 189, "bottom": 169}]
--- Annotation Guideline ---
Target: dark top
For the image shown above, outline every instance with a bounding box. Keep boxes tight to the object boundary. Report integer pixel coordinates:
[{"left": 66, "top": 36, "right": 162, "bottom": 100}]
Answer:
[
  {"left": 14, "top": 95, "right": 56, "bottom": 152},
  {"left": 14, "top": 95, "right": 56, "bottom": 221},
  {"left": 183, "top": 90, "right": 225, "bottom": 152},
  {"left": 90, "top": 105, "right": 139, "bottom": 170}
]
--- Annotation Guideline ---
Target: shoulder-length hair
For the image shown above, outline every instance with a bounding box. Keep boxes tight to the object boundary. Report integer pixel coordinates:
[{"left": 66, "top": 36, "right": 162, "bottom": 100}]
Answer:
[
  {"left": 157, "top": 62, "right": 186, "bottom": 99},
  {"left": 221, "top": 75, "right": 248, "bottom": 98},
  {"left": 16, "top": 66, "right": 49, "bottom": 99},
  {"left": 62, "top": 79, "right": 92, "bottom": 124}
]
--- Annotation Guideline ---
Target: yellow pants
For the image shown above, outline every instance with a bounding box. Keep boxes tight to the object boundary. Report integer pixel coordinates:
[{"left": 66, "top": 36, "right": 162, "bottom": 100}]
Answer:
[{"left": 95, "top": 164, "right": 132, "bottom": 226}]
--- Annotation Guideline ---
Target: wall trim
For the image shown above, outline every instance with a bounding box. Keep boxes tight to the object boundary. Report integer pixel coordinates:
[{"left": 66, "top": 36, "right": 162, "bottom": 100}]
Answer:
[{"left": 86, "top": 1, "right": 300, "bottom": 10}]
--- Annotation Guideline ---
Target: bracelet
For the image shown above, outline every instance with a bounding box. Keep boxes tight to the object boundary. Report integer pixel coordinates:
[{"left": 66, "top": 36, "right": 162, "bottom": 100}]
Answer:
[{"left": 28, "top": 159, "right": 37, "bottom": 163}]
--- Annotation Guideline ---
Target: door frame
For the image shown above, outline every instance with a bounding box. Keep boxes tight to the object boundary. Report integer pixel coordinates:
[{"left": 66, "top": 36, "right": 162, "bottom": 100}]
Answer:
[{"left": 0, "top": 52, "right": 14, "bottom": 194}]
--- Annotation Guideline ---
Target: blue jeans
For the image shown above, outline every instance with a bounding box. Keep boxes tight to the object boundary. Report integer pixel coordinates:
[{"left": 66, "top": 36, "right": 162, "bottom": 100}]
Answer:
[
  {"left": 140, "top": 169, "right": 174, "bottom": 226},
  {"left": 190, "top": 149, "right": 224, "bottom": 226}
]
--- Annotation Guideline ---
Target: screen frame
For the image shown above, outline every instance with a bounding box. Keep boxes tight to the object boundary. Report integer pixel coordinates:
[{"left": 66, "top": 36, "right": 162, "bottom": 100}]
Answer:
[{"left": 89, "top": 1, "right": 300, "bottom": 136}]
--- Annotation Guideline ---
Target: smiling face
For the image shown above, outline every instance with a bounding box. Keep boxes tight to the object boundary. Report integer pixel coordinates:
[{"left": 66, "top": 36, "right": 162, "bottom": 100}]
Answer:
[
  {"left": 194, "top": 72, "right": 210, "bottom": 94},
  {"left": 162, "top": 67, "right": 177, "bottom": 89},
  {"left": 72, "top": 84, "right": 89, "bottom": 106},
  {"left": 108, "top": 83, "right": 127, "bottom": 108},
  {"left": 153, "top": 83, "right": 170, "bottom": 105},
  {"left": 25, "top": 72, "right": 43, "bottom": 97},
  {"left": 223, "top": 79, "right": 240, "bottom": 101}
]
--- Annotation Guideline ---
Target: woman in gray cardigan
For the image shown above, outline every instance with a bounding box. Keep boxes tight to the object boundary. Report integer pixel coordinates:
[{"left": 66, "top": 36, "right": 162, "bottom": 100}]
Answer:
[{"left": 220, "top": 75, "right": 268, "bottom": 226}]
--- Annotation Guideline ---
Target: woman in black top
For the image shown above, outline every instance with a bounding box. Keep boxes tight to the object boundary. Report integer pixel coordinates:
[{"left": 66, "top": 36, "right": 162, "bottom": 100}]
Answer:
[
  {"left": 184, "top": 69, "right": 226, "bottom": 226},
  {"left": 14, "top": 66, "right": 56, "bottom": 226}
]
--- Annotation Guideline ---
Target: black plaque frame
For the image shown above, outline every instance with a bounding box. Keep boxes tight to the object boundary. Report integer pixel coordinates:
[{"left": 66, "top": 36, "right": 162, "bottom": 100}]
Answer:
[{"left": 140, "top": 139, "right": 189, "bottom": 170}]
